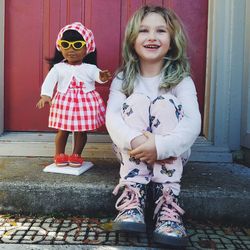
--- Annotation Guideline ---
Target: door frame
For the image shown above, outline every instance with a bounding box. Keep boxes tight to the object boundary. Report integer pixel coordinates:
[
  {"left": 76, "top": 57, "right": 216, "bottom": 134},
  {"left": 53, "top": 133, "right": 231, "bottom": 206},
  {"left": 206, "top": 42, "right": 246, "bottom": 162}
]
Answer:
[
  {"left": 0, "top": 0, "right": 4, "bottom": 134},
  {"left": 241, "top": 0, "right": 250, "bottom": 149},
  {"left": 204, "top": 0, "right": 247, "bottom": 151}
]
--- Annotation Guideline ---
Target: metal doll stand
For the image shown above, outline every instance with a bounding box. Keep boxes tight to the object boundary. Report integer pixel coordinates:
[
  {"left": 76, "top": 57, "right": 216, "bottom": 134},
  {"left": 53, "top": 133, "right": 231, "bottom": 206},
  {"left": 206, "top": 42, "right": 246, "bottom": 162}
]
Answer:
[{"left": 43, "top": 132, "right": 94, "bottom": 176}]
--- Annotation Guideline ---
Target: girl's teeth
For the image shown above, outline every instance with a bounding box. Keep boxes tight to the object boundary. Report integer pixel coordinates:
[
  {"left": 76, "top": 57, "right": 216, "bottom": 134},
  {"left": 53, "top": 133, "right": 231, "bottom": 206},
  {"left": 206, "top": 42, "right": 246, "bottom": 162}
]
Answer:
[{"left": 145, "top": 45, "right": 159, "bottom": 48}]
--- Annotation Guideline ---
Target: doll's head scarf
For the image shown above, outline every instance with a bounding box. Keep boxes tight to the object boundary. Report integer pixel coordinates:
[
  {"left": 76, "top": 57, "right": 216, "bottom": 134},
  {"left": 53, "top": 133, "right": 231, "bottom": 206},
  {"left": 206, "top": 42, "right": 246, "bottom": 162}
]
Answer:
[{"left": 56, "top": 22, "right": 95, "bottom": 54}]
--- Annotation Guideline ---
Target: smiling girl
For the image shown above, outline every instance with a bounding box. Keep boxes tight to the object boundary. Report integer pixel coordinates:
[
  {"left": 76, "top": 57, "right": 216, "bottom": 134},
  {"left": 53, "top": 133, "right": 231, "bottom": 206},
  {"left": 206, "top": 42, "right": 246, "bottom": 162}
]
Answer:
[{"left": 106, "top": 5, "right": 201, "bottom": 247}]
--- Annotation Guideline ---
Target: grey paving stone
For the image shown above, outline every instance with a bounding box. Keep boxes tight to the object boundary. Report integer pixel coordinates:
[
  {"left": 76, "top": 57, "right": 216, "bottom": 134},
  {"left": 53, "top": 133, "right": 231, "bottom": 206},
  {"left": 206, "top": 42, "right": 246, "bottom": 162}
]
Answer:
[{"left": 0, "top": 215, "right": 249, "bottom": 249}]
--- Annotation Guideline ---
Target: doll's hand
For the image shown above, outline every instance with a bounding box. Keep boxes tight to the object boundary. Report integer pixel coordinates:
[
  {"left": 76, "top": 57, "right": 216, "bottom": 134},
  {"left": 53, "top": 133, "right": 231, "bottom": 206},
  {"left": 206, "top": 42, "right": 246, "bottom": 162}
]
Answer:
[
  {"left": 130, "top": 131, "right": 157, "bottom": 165},
  {"left": 99, "top": 70, "right": 112, "bottom": 82},
  {"left": 36, "top": 95, "right": 52, "bottom": 109}
]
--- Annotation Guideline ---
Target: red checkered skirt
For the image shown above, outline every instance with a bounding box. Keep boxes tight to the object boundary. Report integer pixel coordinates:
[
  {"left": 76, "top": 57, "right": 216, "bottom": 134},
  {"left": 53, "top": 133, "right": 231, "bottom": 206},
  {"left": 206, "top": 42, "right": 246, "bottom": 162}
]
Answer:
[{"left": 48, "top": 83, "right": 105, "bottom": 131}]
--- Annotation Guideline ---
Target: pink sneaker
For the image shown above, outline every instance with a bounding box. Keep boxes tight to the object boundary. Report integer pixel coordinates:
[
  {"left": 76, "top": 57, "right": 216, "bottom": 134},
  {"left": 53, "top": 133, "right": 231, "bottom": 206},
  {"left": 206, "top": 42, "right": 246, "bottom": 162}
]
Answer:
[
  {"left": 152, "top": 184, "right": 188, "bottom": 247},
  {"left": 54, "top": 154, "right": 69, "bottom": 166},
  {"left": 68, "top": 154, "right": 84, "bottom": 167},
  {"left": 112, "top": 182, "right": 147, "bottom": 233}
]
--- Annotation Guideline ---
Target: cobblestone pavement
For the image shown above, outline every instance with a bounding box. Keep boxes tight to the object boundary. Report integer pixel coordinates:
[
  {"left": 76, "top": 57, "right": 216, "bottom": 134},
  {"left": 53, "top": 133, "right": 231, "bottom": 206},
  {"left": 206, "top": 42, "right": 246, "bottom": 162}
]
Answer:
[{"left": 0, "top": 215, "right": 249, "bottom": 249}]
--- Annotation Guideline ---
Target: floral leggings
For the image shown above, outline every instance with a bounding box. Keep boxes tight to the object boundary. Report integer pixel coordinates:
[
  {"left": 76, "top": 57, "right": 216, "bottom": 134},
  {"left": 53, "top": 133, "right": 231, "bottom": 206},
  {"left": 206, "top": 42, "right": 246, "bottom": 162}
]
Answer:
[{"left": 113, "top": 93, "right": 190, "bottom": 195}]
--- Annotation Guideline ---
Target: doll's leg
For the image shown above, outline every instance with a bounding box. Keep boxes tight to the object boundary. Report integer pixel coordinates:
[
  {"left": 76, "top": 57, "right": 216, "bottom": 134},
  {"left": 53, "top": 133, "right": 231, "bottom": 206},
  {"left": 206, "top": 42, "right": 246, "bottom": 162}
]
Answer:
[
  {"left": 68, "top": 131, "right": 86, "bottom": 167},
  {"left": 72, "top": 131, "right": 87, "bottom": 155},
  {"left": 54, "top": 130, "right": 70, "bottom": 166},
  {"left": 55, "top": 130, "right": 70, "bottom": 155},
  {"left": 150, "top": 94, "right": 188, "bottom": 247},
  {"left": 112, "top": 93, "right": 152, "bottom": 233}
]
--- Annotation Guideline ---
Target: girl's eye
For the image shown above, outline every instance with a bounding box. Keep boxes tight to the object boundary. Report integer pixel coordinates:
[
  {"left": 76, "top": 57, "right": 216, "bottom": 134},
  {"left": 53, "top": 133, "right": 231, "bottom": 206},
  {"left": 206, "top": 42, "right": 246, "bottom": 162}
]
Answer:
[
  {"left": 139, "top": 29, "right": 148, "bottom": 33},
  {"left": 157, "top": 29, "right": 167, "bottom": 33}
]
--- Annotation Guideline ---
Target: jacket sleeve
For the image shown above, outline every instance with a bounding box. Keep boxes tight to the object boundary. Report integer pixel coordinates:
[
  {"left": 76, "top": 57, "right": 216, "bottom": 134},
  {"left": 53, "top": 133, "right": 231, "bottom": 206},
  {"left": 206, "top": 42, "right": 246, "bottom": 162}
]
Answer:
[
  {"left": 155, "top": 77, "right": 201, "bottom": 159},
  {"left": 86, "top": 64, "right": 106, "bottom": 84},
  {"left": 105, "top": 77, "right": 142, "bottom": 150},
  {"left": 40, "top": 67, "right": 59, "bottom": 98}
]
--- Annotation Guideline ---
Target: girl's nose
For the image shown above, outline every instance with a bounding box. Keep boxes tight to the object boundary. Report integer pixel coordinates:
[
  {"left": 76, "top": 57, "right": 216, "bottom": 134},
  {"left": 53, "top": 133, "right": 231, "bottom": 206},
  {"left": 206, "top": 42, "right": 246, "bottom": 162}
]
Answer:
[{"left": 148, "top": 31, "right": 156, "bottom": 41}]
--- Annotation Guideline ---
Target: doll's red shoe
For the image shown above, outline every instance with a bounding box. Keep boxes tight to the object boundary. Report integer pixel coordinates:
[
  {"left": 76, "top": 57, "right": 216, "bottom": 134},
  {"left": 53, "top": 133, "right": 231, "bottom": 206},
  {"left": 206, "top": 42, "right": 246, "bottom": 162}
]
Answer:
[
  {"left": 68, "top": 154, "right": 84, "bottom": 167},
  {"left": 54, "top": 153, "right": 69, "bottom": 166}
]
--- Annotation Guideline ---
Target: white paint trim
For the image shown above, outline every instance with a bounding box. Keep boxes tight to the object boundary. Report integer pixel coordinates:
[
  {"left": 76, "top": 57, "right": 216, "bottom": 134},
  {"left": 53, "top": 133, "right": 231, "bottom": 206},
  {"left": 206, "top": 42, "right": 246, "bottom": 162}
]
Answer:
[
  {"left": 0, "top": 132, "right": 113, "bottom": 158},
  {"left": 203, "top": 0, "right": 215, "bottom": 141},
  {"left": 0, "top": 0, "right": 4, "bottom": 134},
  {"left": 206, "top": 0, "right": 245, "bottom": 150}
]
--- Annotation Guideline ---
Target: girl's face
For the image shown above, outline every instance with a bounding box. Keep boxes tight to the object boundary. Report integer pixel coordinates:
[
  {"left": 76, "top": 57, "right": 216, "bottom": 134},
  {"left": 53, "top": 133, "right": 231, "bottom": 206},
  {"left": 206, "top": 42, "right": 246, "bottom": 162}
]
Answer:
[
  {"left": 60, "top": 43, "right": 87, "bottom": 65},
  {"left": 134, "top": 12, "right": 171, "bottom": 66}
]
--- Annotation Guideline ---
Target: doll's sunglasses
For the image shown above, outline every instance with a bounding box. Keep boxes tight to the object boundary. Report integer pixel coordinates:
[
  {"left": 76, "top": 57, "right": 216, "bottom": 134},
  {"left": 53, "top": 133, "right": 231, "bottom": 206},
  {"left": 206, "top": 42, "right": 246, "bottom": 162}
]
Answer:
[{"left": 57, "top": 40, "right": 86, "bottom": 50}]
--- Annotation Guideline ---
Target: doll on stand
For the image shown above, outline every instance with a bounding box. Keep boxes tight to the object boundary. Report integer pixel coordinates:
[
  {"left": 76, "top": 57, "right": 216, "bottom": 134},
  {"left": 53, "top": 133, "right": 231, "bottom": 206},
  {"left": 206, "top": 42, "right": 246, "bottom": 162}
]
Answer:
[{"left": 37, "top": 22, "right": 111, "bottom": 167}]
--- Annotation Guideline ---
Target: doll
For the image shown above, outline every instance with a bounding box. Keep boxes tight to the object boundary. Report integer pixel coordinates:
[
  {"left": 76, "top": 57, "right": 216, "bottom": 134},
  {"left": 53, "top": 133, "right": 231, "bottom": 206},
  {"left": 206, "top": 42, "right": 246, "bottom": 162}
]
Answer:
[{"left": 37, "top": 22, "right": 111, "bottom": 167}]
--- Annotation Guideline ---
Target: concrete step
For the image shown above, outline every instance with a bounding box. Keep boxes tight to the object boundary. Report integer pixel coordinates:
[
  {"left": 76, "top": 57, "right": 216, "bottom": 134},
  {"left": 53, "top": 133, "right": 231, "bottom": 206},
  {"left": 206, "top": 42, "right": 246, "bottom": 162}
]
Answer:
[{"left": 0, "top": 157, "right": 249, "bottom": 225}]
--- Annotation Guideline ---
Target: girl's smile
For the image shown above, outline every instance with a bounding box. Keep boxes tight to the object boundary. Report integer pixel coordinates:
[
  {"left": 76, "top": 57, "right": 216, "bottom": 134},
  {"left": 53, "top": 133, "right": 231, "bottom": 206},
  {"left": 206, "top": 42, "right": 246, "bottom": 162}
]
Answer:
[{"left": 134, "top": 13, "right": 171, "bottom": 66}]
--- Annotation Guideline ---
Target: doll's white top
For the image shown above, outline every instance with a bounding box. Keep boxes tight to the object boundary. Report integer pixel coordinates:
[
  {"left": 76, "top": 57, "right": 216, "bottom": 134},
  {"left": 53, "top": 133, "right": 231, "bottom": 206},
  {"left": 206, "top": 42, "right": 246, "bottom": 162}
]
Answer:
[
  {"left": 106, "top": 73, "right": 201, "bottom": 160},
  {"left": 40, "top": 62, "right": 104, "bottom": 98}
]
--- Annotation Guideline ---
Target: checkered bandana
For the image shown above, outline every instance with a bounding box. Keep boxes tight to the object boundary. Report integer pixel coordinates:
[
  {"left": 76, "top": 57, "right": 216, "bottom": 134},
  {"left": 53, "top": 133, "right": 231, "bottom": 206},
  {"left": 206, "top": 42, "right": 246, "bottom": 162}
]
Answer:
[{"left": 56, "top": 22, "right": 95, "bottom": 54}]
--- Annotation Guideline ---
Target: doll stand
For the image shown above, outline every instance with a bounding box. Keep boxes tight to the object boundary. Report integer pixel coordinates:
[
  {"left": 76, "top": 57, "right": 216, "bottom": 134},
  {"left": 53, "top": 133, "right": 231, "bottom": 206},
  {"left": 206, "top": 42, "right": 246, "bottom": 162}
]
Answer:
[{"left": 43, "top": 161, "right": 93, "bottom": 176}]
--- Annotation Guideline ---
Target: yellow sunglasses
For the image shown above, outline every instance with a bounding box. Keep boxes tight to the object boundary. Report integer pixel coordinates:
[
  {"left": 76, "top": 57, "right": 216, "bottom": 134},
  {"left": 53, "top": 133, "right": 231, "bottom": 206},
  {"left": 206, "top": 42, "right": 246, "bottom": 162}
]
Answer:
[{"left": 57, "top": 40, "right": 86, "bottom": 50}]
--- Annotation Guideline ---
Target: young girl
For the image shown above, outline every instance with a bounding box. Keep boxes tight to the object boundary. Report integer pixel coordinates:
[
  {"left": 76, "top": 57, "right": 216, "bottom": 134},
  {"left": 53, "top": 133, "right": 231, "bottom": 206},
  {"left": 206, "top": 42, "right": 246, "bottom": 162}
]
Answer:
[
  {"left": 106, "top": 6, "right": 201, "bottom": 247},
  {"left": 37, "top": 22, "right": 111, "bottom": 167}
]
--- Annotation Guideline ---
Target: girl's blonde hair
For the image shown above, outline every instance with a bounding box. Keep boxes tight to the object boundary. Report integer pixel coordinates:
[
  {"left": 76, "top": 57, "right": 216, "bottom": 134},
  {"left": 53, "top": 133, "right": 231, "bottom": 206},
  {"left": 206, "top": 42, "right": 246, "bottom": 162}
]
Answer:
[{"left": 119, "top": 5, "right": 190, "bottom": 96}]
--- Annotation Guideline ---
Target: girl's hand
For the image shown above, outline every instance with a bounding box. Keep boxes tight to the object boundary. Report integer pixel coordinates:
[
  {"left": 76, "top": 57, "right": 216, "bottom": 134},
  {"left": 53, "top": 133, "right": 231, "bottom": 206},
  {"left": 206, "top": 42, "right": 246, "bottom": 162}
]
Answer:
[
  {"left": 99, "top": 70, "right": 112, "bottom": 82},
  {"left": 36, "top": 95, "right": 52, "bottom": 109},
  {"left": 131, "top": 134, "right": 148, "bottom": 149},
  {"left": 130, "top": 131, "right": 157, "bottom": 165}
]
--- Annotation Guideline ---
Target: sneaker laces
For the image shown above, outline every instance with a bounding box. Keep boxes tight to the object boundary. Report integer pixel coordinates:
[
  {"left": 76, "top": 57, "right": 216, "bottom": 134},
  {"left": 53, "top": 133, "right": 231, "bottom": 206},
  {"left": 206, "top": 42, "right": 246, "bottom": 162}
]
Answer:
[
  {"left": 154, "top": 188, "right": 184, "bottom": 223},
  {"left": 113, "top": 183, "right": 143, "bottom": 213}
]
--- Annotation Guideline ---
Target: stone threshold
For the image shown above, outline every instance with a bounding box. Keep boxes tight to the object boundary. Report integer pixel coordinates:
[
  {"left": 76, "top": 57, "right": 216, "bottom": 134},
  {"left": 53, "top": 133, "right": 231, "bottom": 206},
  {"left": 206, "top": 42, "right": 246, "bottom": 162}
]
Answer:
[{"left": 0, "top": 132, "right": 232, "bottom": 162}]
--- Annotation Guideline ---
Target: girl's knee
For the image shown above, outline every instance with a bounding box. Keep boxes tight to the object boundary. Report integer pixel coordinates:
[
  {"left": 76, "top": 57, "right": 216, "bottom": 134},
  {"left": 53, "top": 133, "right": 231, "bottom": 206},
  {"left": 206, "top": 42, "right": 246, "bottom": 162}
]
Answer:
[
  {"left": 122, "top": 94, "right": 151, "bottom": 130},
  {"left": 150, "top": 94, "right": 184, "bottom": 133},
  {"left": 152, "top": 94, "right": 181, "bottom": 113}
]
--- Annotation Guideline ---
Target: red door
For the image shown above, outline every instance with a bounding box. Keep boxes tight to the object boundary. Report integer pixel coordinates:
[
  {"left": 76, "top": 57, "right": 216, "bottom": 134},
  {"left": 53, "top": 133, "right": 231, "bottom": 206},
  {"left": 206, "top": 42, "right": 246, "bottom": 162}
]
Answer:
[{"left": 4, "top": 0, "right": 208, "bottom": 132}]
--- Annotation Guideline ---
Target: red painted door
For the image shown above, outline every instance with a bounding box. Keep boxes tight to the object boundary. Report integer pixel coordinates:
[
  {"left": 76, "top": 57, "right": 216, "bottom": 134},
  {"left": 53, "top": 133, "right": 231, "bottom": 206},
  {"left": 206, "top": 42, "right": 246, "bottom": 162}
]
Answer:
[{"left": 4, "top": 0, "right": 208, "bottom": 133}]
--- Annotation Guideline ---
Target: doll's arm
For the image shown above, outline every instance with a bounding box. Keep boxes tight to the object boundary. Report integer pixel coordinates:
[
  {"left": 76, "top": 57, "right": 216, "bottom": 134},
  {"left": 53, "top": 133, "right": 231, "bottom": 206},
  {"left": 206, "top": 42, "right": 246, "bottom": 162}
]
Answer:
[
  {"left": 36, "top": 95, "right": 52, "bottom": 109},
  {"left": 40, "top": 67, "right": 58, "bottom": 98},
  {"left": 99, "top": 70, "right": 112, "bottom": 83},
  {"left": 36, "top": 67, "right": 58, "bottom": 109}
]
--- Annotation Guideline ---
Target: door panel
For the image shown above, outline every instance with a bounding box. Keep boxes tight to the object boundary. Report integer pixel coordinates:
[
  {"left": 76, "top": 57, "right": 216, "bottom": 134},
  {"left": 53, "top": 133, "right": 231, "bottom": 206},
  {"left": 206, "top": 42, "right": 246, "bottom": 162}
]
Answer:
[{"left": 4, "top": 0, "right": 208, "bottom": 132}]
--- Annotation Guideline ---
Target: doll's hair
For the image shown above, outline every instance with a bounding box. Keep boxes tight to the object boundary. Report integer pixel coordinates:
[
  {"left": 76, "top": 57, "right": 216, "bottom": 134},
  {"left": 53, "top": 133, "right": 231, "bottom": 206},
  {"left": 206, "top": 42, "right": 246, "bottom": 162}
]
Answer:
[
  {"left": 47, "top": 29, "right": 97, "bottom": 67},
  {"left": 118, "top": 5, "right": 190, "bottom": 96}
]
